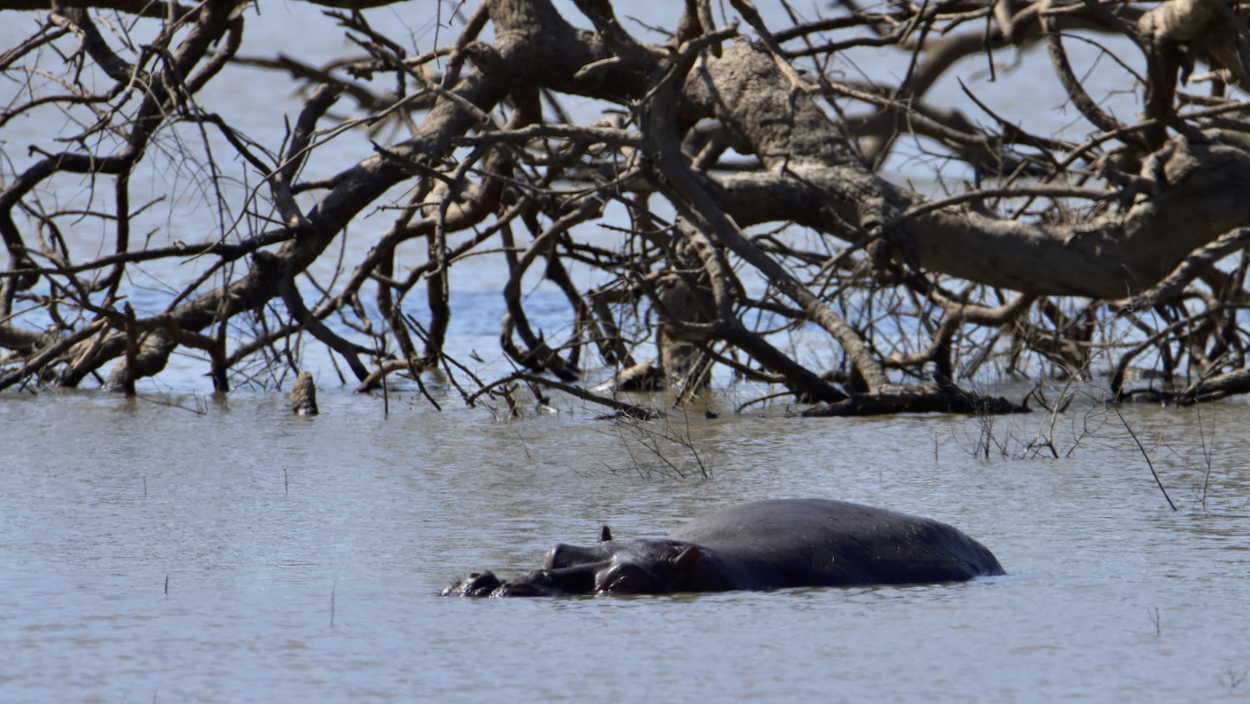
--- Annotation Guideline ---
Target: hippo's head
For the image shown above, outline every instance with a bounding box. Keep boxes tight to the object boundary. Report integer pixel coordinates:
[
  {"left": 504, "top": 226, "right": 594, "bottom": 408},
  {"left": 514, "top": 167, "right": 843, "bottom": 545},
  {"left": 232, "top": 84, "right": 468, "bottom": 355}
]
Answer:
[{"left": 443, "top": 526, "right": 730, "bottom": 597}]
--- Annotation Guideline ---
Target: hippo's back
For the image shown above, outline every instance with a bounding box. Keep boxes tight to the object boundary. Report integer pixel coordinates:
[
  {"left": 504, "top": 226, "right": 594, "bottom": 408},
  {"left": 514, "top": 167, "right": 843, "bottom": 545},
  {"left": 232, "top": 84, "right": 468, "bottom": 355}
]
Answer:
[{"left": 666, "top": 499, "right": 1004, "bottom": 587}]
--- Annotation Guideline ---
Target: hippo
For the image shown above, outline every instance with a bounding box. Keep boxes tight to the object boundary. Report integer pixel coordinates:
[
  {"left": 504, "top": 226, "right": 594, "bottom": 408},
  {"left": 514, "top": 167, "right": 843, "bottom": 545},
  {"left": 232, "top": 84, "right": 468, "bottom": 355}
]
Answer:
[{"left": 443, "top": 499, "right": 1004, "bottom": 597}]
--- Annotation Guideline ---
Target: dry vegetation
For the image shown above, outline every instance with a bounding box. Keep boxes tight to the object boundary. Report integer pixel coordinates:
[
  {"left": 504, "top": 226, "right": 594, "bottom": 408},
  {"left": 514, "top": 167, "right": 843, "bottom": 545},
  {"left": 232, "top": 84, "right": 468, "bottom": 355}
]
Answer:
[{"left": 4, "top": 0, "right": 1250, "bottom": 416}]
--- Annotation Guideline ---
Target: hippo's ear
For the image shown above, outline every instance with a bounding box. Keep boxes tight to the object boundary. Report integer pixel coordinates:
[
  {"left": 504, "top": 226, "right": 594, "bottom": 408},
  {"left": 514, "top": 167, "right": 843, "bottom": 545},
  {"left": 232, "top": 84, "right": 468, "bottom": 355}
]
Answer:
[
  {"left": 599, "top": 525, "right": 613, "bottom": 542},
  {"left": 674, "top": 546, "right": 701, "bottom": 567}
]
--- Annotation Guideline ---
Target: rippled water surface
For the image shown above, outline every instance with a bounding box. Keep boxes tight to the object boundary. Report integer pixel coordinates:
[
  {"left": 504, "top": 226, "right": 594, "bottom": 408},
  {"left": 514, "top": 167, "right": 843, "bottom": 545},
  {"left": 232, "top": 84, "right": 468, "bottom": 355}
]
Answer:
[
  {"left": 3, "top": 388, "right": 1250, "bottom": 703},
  {"left": 4, "top": 2, "right": 1248, "bottom": 702}
]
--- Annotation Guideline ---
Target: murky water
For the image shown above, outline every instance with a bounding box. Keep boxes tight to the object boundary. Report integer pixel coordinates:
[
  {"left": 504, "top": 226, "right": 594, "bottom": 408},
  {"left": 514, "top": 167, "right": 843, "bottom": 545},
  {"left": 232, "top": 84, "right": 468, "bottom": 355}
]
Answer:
[
  {"left": 4, "top": 2, "right": 1249, "bottom": 702},
  {"left": 3, "top": 388, "right": 1250, "bottom": 702}
]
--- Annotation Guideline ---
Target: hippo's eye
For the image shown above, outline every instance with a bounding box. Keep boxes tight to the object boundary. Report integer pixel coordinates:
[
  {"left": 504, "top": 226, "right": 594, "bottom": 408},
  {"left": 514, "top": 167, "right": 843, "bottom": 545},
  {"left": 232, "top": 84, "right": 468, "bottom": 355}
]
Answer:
[{"left": 597, "top": 563, "right": 660, "bottom": 595}]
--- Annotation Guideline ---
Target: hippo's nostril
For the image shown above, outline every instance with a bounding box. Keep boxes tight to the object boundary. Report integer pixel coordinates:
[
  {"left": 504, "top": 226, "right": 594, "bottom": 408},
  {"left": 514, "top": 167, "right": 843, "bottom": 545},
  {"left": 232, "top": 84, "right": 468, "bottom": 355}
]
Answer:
[{"left": 449, "top": 571, "right": 501, "bottom": 596}]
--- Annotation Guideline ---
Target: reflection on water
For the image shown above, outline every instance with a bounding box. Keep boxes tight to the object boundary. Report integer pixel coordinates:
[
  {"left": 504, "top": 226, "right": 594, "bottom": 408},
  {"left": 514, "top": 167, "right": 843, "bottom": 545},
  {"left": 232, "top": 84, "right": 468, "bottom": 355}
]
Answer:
[{"left": 2, "top": 388, "right": 1250, "bottom": 702}]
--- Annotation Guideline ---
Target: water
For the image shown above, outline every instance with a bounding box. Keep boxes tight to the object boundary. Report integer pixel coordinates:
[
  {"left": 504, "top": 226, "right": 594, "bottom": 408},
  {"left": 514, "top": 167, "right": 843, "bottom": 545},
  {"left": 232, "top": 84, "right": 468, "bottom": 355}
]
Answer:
[
  {"left": 2, "top": 388, "right": 1250, "bottom": 702},
  {"left": 4, "top": 2, "right": 1247, "bottom": 702}
]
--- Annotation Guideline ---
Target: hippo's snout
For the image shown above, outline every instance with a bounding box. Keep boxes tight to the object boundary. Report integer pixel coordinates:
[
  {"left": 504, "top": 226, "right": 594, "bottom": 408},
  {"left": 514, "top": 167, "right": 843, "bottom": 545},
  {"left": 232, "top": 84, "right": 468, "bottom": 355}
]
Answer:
[
  {"left": 442, "top": 571, "right": 503, "bottom": 597},
  {"left": 448, "top": 563, "right": 608, "bottom": 597}
]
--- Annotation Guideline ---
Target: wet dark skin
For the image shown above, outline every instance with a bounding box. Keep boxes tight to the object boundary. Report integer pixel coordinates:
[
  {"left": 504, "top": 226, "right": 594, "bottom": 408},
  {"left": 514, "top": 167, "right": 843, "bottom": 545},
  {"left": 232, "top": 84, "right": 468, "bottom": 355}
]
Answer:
[{"left": 444, "top": 500, "right": 1004, "bottom": 597}]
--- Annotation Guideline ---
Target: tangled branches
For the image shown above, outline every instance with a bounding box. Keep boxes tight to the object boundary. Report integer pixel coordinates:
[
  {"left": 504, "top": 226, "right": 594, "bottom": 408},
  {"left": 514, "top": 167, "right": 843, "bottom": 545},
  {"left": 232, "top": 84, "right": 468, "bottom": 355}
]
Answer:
[{"left": 3, "top": 0, "right": 1250, "bottom": 415}]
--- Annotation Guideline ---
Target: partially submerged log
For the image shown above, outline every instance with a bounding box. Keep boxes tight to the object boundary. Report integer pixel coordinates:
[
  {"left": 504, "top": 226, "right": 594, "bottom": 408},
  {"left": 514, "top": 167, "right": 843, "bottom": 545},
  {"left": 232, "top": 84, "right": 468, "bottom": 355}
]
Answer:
[{"left": 291, "top": 372, "right": 319, "bottom": 416}]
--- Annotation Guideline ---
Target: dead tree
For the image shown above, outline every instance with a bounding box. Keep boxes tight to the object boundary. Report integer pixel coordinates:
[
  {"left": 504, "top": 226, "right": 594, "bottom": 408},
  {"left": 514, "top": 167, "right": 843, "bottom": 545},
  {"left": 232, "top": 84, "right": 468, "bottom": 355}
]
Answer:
[{"left": 3, "top": 0, "right": 1250, "bottom": 414}]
